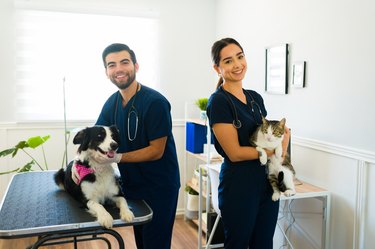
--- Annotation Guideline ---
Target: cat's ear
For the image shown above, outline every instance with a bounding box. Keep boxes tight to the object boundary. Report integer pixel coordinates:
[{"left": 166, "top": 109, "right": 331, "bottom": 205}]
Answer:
[
  {"left": 279, "top": 118, "right": 286, "bottom": 128},
  {"left": 262, "top": 116, "right": 267, "bottom": 125}
]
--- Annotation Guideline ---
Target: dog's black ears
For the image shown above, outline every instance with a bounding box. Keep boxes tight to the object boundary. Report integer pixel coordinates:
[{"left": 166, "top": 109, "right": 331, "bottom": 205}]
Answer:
[
  {"left": 73, "top": 128, "right": 87, "bottom": 145},
  {"left": 73, "top": 128, "right": 91, "bottom": 152},
  {"left": 109, "top": 125, "right": 119, "bottom": 133}
]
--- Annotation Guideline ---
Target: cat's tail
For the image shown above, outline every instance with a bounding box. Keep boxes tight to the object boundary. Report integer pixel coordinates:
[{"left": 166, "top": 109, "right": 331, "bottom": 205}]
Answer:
[{"left": 277, "top": 171, "right": 287, "bottom": 192}]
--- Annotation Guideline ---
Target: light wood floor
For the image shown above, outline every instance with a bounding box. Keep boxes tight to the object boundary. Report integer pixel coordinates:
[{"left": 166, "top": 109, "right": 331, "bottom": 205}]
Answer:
[{"left": 0, "top": 215, "right": 205, "bottom": 249}]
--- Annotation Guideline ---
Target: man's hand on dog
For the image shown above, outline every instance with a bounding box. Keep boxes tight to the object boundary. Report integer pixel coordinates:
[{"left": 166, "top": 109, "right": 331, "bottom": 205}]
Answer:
[
  {"left": 71, "top": 164, "right": 80, "bottom": 184},
  {"left": 71, "top": 154, "right": 122, "bottom": 185}
]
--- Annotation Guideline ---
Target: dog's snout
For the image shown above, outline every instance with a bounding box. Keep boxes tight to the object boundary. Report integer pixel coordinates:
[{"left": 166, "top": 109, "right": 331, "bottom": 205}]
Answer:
[{"left": 110, "top": 142, "right": 119, "bottom": 151}]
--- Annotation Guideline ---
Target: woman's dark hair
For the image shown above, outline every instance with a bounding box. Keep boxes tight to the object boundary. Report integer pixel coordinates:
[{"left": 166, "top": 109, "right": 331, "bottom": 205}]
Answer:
[
  {"left": 102, "top": 43, "right": 137, "bottom": 68},
  {"left": 211, "top": 38, "right": 244, "bottom": 89}
]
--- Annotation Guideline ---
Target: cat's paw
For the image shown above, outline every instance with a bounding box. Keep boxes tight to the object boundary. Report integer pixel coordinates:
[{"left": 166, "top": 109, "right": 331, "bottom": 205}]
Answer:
[
  {"left": 284, "top": 189, "right": 296, "bottom": 197},
  {"left": 120, "top": 208, "right": 135, "bottom": 222},
  {"left": 272, "top": 192, "right": 281, "bottom": 201},
  {"left": 256, "top": 147, "right": 268, "bottom": 165}
]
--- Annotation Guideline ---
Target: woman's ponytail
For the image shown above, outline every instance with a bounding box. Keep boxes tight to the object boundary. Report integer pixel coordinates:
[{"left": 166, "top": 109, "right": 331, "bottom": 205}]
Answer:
[{"left": 216, "top": 77, "right": 223, "bottom": 89}]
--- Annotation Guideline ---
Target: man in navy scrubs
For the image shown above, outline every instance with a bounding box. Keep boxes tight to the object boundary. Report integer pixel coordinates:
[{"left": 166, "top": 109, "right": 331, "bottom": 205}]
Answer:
[{"left": 77, "top": 43, "right": 180, "bottom": 249}]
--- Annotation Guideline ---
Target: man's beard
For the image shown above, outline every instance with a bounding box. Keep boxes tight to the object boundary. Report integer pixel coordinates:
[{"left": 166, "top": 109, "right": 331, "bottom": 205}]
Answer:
[{"left": 111, "top": 72, "right": 136, "bottom": 90}]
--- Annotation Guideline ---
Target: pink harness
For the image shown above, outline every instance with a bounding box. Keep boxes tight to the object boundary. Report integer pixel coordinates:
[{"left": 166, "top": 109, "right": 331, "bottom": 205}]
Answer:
[{"left": 75, "top": 164, "right": 95, "bottom": 184}]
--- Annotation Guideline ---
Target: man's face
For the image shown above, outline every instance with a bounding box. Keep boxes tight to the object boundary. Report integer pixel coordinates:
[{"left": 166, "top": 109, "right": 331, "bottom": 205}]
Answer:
[{"left": 105, "top": 50, "right": 138, "bottom": 90}]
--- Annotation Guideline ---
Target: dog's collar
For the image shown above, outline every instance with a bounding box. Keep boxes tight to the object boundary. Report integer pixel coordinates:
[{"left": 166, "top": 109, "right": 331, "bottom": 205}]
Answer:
[{"left": 75, "top": 163, "right": 95, "bottom": 184}]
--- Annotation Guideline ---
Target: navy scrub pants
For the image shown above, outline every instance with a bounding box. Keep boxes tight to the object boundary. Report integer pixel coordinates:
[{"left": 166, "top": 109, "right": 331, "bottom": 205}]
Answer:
[
  {"left": 219, "top": 162, "right": 279, "bottom": 249},
  {"left": 133, "top": 189, "right": 179, "bottom": 249}
]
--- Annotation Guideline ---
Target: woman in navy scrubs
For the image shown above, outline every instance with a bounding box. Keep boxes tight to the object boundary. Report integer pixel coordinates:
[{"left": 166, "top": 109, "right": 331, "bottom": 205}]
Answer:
[
  {"left": 77, "top": 43, "right": 180, "bottom": 249},
  {"left": 207, "top": 38, "right": 290, "bottom": 249}
]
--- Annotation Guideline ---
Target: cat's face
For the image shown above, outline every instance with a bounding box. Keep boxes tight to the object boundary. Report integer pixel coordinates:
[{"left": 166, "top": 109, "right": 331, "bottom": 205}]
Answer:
[{"left": 259, "top": 117, "right": 286, "bottom": 143}]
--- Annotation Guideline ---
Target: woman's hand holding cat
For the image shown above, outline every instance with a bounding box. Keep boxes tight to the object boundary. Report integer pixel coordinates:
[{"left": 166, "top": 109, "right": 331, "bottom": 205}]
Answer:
[
  {"left": 265, "top": 149, "right": 275, "bottom": 157},
  {"left": 281, "top": 125, "right": 291, "bottom": 159}
]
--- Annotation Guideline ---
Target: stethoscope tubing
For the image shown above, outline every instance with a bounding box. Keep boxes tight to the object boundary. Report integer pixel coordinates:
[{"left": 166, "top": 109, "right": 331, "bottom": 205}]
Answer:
[
  {"left": 220, "top": 86, "right": 263, "bottom": 129},
  {"left": 114, "top": 83, "right": 140, "bottom": 141}
]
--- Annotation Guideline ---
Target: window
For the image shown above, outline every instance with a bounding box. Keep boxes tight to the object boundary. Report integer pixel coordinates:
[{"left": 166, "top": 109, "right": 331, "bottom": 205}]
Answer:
[{"left": 15, "top": 9, "right": 159, "bottom": 121}]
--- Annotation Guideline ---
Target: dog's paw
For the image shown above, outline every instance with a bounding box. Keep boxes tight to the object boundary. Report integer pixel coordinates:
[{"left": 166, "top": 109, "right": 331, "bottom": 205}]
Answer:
[
  {"left": 97, "top": 212, "right": 114, "bottom": 228},
  {"left": 120, "top": 208, "right": 135, "bottom": 222},
  {"left": 272, "top": 192, "right": 281, "bottom": 201},
  {"left": 284, "top": 189, "right": 296, "bottom": 197}
]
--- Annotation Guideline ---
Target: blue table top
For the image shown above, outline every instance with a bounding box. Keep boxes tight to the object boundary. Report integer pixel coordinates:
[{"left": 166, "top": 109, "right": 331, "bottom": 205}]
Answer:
[{"left": 0, "top": 171, "right": 152, "bottom": 238}]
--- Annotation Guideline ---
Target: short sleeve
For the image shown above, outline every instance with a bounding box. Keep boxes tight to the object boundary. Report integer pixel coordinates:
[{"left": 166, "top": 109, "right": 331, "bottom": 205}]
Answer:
[
  {"left": 96, "top": 92, "right": 118, "bottom": 126},
  {"left": 207, "top": 91, "right": 234, "bottom": 127},
  {"left": 144, "top": 98, "right": 171, "bottom": 140}
]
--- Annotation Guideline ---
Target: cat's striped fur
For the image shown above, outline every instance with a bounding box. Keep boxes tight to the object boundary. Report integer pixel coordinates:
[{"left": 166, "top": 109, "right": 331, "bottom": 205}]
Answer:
[{"left": 250, "top": 117, "right": 296, "bottom": 201}]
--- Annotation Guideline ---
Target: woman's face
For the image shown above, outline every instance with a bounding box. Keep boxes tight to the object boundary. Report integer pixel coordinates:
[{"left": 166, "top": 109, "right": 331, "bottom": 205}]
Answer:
[{"left": 214, "top": 43, "right": 247, "bottom": 84}]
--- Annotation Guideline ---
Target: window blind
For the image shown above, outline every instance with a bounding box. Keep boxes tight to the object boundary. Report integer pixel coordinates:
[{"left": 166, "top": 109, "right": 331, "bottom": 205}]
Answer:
[{"left": 15, "top": 9, "right": 159, "bottom": 121}]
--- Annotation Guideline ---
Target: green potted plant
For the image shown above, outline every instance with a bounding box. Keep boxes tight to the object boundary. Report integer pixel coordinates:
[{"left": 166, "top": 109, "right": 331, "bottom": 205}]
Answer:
[
  {"left": 0, "top": 135, "right": 51, "bottom": 175},
  {"left": 195, "top": 97, "right": 208, "bottom": 120}
]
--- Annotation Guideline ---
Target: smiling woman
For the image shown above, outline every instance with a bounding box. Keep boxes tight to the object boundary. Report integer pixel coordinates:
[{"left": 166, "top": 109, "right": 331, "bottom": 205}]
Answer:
[{"left": 14, "top": 9, "right": 159, "bottom": 121}]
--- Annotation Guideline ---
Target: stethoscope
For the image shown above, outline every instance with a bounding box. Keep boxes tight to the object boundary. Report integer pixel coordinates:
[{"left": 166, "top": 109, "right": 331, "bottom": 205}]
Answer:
[
  {"left": 114, "top": 82, "right": 139, "bottom": 141},
  {"left": 220, "top": 86, "right": 263, "bottom": 129}
]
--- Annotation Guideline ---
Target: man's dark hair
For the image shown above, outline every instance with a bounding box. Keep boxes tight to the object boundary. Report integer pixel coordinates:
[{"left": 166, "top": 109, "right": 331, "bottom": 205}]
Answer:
[{"left": 102, "top": 43, "right": 137, "bottom": 67}]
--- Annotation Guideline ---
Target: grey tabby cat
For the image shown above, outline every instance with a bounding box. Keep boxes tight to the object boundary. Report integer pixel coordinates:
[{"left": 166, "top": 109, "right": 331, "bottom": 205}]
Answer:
[{"left": 250, "top": 117, "right": 296, "bottom": 201}]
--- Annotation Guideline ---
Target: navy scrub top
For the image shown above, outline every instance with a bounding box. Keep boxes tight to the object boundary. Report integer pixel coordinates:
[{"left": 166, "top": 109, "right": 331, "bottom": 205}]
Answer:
[
  {"left": 207, "top": 86, "right": 267, "bottom": 167},
  {"left": 96, "top": 84, "right": 180, "bottom": 200}
]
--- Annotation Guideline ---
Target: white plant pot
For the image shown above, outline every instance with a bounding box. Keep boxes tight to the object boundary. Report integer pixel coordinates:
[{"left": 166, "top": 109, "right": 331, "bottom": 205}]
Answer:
[
  {"left": 200, "top": 110, "right": 207, "bottom": 121},
  {"left": 187, "top": 193, "right": 199, "bottom": 211},
  {"left": 187, "top": 193, "right": 206, "bottom": 211}
]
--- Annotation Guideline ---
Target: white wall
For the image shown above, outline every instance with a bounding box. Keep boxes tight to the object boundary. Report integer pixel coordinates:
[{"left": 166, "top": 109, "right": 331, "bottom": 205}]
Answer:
[
  {"left": 215, "top": 0, "right": 375, "bottom": 152},
  {"left": 215, "top": 0, "right": 375, "bottom": 248}
]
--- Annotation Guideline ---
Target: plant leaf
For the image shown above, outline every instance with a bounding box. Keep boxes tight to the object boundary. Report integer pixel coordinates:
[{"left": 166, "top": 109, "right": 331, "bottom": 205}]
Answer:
[
  {"left": 195, "top": 98, "right": 208, "bottom": 111},
  {"left": 15, "top": 141, "right": 28, "bottom": 149},
  {"left": 18, "top": 161, "right": 34, "bottom": 172},
  {"left": 12, "top": 140, "right": 29, "bottom": 157},
  {"left": 0, "top": 148, "right": 16, "bottom": 157},
  {"left": 42, "top": 135, "right": 51, "bottom": 142},
  {"left": 27, "top": 135, "right": 50, "bottom": 149}
]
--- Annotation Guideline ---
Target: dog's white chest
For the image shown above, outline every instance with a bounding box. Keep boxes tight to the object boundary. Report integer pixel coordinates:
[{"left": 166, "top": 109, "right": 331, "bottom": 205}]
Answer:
[{"left": 81, "top": 170, "right": 119, "bottom": 203}]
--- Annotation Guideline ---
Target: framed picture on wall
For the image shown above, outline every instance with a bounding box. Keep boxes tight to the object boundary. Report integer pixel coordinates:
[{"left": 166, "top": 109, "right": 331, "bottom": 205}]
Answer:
[
  {"left": 292, "top": 61, "right": 306, "bottom": 88},
  {"left": 265, "top": 43, "right": 289, "bottom": 94}
]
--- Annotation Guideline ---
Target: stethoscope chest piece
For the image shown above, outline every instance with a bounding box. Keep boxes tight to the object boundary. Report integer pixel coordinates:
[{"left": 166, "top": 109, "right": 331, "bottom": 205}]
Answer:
[{"left": 232, "top": 119, "right": 242, "bottom": 129}]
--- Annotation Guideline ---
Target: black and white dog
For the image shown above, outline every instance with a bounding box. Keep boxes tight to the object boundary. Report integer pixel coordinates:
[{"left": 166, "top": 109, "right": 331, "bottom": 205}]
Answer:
[{"left": 54, "top": 125, "right": 134, "bottom": 228}]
